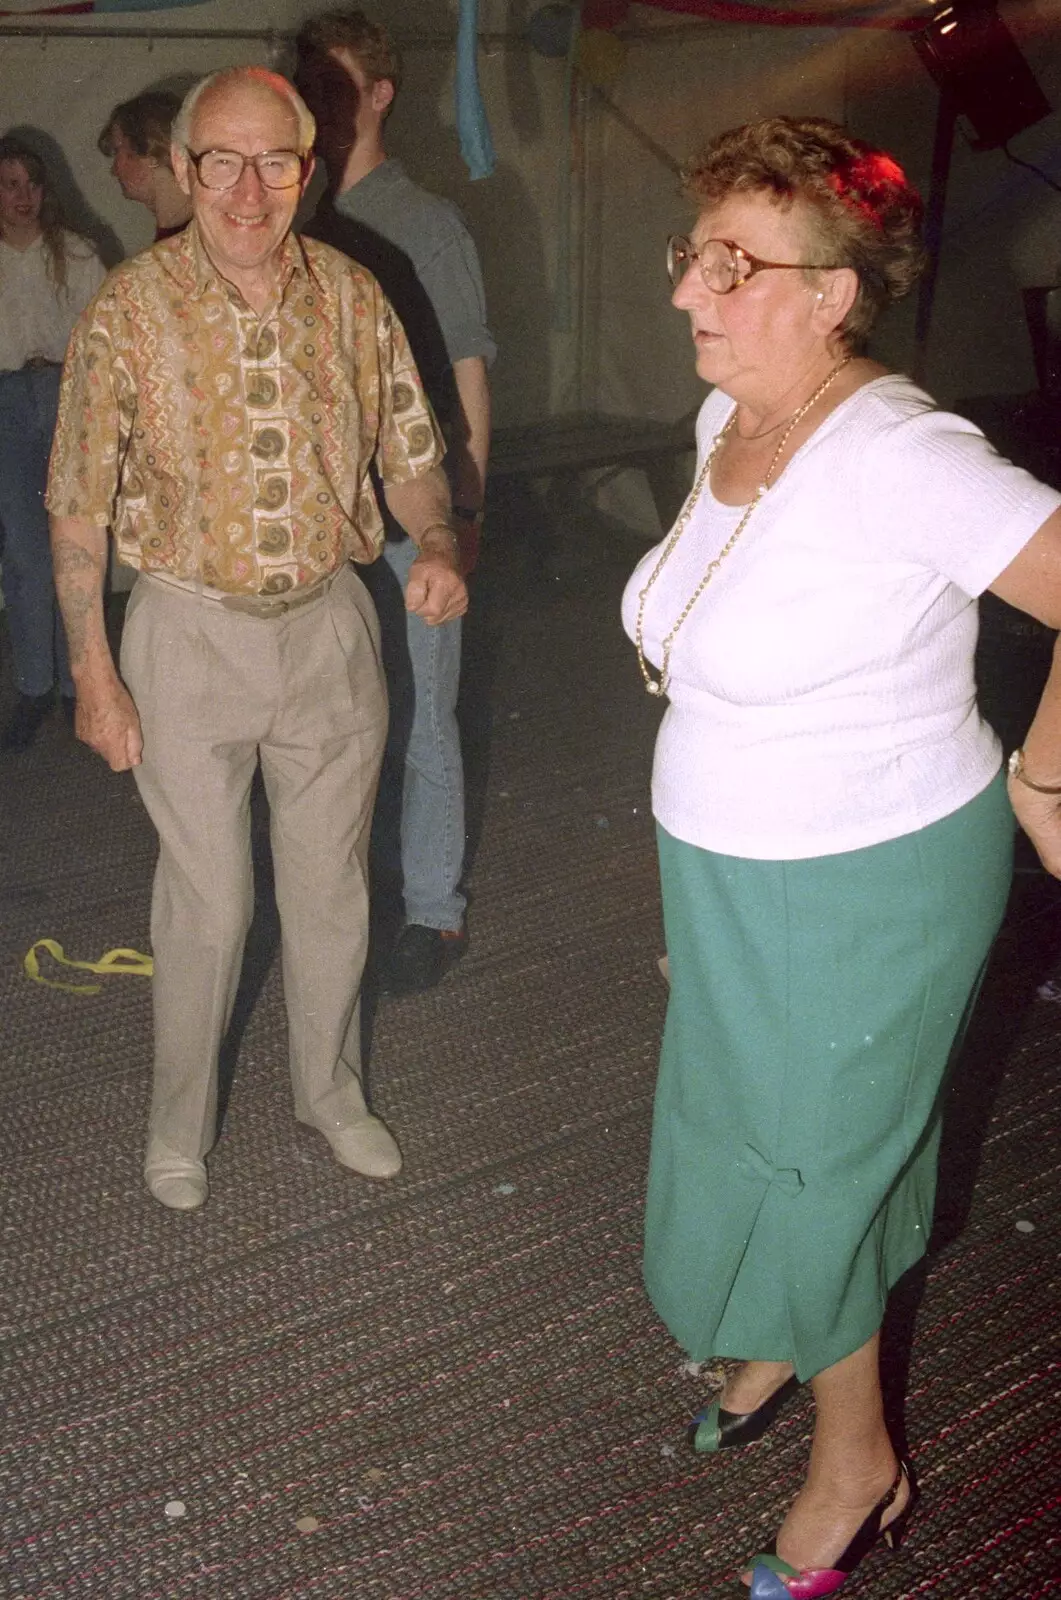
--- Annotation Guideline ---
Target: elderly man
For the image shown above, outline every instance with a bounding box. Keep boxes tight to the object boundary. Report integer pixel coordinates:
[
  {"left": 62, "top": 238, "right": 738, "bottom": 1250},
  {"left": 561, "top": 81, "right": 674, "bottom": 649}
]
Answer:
[
  {"left": 47, "top": 66, "right": 467, "bottom": 1212},
  {"left": 296, "top": 9, "right": 495, "bottom": 994}
]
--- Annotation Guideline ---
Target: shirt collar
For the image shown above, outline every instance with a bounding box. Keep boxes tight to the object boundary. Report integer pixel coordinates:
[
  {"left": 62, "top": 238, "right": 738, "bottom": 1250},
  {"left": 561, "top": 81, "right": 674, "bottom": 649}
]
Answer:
[{"left": 163, "top": 221, "right": 309, "bottom": 306}]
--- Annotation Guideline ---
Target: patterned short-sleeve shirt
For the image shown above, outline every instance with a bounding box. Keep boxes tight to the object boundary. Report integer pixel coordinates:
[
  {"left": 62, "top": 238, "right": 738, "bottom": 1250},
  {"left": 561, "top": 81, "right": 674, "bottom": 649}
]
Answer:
[{"left": 47, "top": 224, "right": 444, "bottom": 596}]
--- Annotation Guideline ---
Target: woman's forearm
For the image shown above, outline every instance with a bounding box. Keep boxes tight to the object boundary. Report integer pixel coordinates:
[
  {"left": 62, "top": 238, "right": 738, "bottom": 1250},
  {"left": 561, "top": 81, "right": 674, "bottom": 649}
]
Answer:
[
  {"left": 1016, "top": 635, "right": 1061, "bottom": 787},
  {"left": 1005, "top": 633, "right": 1061, "bottom": 878}
]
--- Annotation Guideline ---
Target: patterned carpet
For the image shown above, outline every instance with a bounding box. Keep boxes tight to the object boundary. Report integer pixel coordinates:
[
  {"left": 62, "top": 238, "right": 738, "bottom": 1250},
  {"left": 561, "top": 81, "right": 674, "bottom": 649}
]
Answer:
[{"left": 1, "top": 514, "right": 1058, "bottom": 1598}]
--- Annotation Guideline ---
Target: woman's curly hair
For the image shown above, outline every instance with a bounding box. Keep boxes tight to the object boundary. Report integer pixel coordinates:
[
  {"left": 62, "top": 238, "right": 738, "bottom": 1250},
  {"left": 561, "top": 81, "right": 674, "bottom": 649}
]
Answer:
[{"left": 683, "top": 116, "right": 927, "bottom": 351}]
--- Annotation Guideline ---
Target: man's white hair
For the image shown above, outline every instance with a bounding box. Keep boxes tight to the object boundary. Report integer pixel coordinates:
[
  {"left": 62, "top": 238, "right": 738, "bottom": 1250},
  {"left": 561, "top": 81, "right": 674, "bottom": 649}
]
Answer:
[{"left": 172, "top": 67, "right": 316, "bottom": 156}]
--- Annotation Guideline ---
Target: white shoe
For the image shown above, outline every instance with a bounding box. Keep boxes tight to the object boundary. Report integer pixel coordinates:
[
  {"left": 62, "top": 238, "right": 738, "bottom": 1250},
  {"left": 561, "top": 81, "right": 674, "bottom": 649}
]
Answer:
[
  {"left": 144, "top": 1147, "right": 208, "bottom": 1211},
  {"left": 322, "top": 1116, "right": 403, "bottom": 1180}
]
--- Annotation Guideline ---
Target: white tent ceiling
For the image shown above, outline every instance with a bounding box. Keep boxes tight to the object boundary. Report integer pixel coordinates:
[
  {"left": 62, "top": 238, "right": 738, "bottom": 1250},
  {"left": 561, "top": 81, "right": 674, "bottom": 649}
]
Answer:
[{"left": 0, "top": 0, "right": 1058, "bottom": 526}]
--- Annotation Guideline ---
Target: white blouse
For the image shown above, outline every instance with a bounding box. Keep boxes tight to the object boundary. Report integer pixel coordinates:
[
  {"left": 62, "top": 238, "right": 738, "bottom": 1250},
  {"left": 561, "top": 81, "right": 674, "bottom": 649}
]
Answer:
[
  {"left": 621, "top": 375, "right": 1061, "bottom": 860},
  {"left": 0, "top": 232, "right": 105, "bottom": 371}
]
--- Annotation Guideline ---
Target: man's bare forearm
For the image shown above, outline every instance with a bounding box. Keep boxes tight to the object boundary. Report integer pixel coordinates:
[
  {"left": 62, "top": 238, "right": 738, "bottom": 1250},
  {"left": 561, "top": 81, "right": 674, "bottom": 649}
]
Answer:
[
  {"left": 50, "top": 515, "right": 117, "bottom": 683},
  {"left": 451, "top": 357, "right": 491, "bottom": 510},
  {"left": 384, "top": 465, "right": 461, "bottom": 563},
  {"left": 382, "top": 465, "right": 469, "bottom": 625},
  {"left": 51, "top": 514, "right": 143, "bottom": 769}
]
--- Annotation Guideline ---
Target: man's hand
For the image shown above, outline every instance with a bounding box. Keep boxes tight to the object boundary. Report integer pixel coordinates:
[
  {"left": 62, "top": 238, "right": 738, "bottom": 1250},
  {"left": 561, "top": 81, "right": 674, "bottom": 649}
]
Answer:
[
  {"left": 384, "top": 467, "right": 473, "bottom": 618},
  {"left": 405, "top": 551, "right": 469, "bottom": 625},
  {"left": 74, "top": 676, "right": 143, "bottom": 772},
  {"left": 51, "top": 515, "right": 143, "bottom": 769},
  {"left": 1008, "top": 778, "right": 1061, "bottom": 879}
]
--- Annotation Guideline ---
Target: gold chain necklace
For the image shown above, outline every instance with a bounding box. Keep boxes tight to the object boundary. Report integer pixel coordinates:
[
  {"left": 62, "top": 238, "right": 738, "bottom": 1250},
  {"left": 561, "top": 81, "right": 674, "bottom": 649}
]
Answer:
[{"left": 635, "top": 355, "right": 852, "bottom": 698}]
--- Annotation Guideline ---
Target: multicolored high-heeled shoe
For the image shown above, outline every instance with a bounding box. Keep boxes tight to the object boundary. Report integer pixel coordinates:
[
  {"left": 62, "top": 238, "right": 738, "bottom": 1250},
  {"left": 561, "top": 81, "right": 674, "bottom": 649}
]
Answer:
[
  {"left": 690, "top": 1373, "right": 800, "bottom": 1453},
  {"left": 747, "top": 1460, "right": 917, "bottom": 1597}
]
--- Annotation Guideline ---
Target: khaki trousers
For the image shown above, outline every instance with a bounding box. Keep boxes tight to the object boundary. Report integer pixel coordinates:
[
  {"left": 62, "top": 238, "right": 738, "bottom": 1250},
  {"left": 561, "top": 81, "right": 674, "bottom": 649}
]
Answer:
[{"left": 120, "top": 566, "right": 387, "bottom": 1162}]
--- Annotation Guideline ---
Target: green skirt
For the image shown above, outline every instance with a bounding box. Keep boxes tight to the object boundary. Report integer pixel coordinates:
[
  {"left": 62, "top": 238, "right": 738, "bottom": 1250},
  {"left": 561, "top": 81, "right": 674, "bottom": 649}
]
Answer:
[{"left": 644, "top": 774, "right": 1013, "bottom": 1381}]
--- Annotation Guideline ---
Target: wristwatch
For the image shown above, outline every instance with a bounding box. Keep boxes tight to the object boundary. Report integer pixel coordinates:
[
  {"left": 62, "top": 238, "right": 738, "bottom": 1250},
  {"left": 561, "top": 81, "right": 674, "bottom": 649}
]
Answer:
[
  {"left": 1006, "top": 747, "right": 1061, "bottom": 795},
  {"left": 452, "top": 505, "right": 484, "bottom": 527}
]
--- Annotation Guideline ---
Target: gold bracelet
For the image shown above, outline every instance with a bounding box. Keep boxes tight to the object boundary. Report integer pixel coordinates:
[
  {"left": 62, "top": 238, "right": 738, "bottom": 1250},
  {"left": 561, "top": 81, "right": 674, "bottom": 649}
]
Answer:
[{"left": 1007, "top": 747, "right": 1061, "bottom": 795}]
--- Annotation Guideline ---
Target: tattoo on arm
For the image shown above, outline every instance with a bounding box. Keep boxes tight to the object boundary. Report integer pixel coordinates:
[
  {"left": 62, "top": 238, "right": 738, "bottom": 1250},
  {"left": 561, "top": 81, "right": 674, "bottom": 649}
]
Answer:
[
  {"left": 61, "top": 589, "right": 95, "bottom": 668},
  {"left": 53, "top": 534, "right": 105, "bottom": 670},
  {"left": 53, "top": 538, "right": 101, "bottom": 581}
]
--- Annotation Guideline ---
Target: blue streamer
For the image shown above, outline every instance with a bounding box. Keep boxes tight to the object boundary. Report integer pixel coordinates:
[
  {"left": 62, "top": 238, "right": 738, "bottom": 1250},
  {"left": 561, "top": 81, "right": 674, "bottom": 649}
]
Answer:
[{"left": 456, "top": 0, "right": 497, "bottom": 181}]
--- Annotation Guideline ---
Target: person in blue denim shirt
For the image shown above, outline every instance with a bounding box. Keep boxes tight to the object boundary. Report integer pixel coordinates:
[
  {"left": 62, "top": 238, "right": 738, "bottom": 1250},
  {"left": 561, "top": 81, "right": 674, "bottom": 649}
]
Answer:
[
  {"left": 297, "top": 8, "right": 496, "bottom": 993},
  {"left": 0, "top": 136, "right": 104, "bottom": 752}
]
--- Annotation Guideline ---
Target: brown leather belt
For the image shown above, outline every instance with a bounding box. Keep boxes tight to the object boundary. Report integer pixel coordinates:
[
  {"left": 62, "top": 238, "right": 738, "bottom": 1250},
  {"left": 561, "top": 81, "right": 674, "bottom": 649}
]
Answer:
[{"left": 143, "top": 568, "right": 338, "bottom": 619}]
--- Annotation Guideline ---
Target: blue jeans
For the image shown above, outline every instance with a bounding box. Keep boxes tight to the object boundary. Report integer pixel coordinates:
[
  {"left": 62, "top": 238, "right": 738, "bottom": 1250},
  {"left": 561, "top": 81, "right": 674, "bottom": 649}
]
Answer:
[
  {"left": 362, "top": 534, "right": 466, "bottom": 930},
  {"left": 0, "top": 365, "right": 73, "bottom": 698}
]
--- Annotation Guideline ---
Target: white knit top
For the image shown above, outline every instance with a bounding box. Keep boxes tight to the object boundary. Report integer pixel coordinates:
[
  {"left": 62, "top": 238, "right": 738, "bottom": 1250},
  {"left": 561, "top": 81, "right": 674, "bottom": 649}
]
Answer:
[{"left": 620, "top": 375, "right": 1061, "bottom": 860}]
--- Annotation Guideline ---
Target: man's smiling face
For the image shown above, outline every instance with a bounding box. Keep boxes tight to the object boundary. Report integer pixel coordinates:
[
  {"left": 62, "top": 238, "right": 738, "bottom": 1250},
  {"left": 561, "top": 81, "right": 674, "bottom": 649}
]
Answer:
[{"left": 174, "top": 77, "right": 310, "bottom": 300}]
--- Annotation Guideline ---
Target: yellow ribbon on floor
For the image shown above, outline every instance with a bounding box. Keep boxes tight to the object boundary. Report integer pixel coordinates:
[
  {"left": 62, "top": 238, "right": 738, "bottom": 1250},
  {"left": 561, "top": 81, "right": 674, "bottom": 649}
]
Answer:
[{"left": 24, "top": 940, "right": 154, "bottom": 996}]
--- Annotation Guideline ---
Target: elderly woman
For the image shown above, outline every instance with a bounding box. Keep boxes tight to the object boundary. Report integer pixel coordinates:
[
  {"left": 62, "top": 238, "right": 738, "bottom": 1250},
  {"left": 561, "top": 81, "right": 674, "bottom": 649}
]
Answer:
[
  {"left": 621, "top": 116, "right": 1061, "bottom": 1597},
  {"left": 0, "top": 135, "right": 104, "bottom": 750}
]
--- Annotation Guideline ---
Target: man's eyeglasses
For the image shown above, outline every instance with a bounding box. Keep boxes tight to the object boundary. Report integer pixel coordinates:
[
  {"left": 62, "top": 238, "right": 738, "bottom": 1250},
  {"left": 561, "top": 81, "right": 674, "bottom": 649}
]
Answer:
[
  {"left": 186, "top": 149, "right": 306, "bottom": 191},
  {"left": 666, "top": 234, "right": 843, "bottom": 295}
]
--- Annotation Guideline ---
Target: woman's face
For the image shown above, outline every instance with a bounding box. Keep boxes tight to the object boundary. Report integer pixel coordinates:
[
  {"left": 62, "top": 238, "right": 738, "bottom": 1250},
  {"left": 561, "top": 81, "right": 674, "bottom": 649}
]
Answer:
[
  {"left": 671, "top": 190, "right": 825, "bottom": 399},
  {"left": 0, "top": 159, "right": 44, "bottom": 239}
]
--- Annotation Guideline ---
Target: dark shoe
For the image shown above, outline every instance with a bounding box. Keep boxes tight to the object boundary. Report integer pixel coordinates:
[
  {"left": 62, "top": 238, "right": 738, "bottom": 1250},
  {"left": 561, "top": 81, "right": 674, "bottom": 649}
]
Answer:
[
  {"left": 747, "top": 1459, "right": 918, "bottom": 1597},
  {"left": 1, "top": 692, "right": 54, "bottom": 753},
  {"left": 690, "top": 1372, "right": 800, "bottom": 1453},
  {"left": 382, "top": 923, "right": 467, "bottom": 994},
  {"left": 60, "top": 695, "right": 77, "bottom": 728}
]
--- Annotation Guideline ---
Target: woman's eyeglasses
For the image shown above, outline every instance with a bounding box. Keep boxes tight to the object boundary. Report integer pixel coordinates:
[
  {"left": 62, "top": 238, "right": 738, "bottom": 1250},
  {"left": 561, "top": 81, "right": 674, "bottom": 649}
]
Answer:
[{"left": 667, "top": 235, "right": 843, "bottom": 295}]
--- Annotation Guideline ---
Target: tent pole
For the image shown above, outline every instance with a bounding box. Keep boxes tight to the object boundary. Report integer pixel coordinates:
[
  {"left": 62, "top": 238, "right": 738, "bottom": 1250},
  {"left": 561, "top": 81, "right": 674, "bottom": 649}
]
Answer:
[
  {"left": 589, "top": 87, "right": 682, "bottom": 178},
  {"left": 576, "top": 78, "right": 592, "bottom": 411},
  {"left": 913, "top": 90, "right": 958, "bottom": 387},
  {"left": 0, "top": 23, "right": 518, "bottom": 45},
  {"left": 0, "top": 17, "right": 722, "bottom": 45}
]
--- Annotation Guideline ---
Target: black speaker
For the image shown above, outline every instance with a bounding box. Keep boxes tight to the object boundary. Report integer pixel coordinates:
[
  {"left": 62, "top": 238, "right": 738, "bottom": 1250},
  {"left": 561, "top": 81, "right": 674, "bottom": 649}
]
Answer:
[{"left": 912, "top": 0, "right": 1051, "bottom": 150}]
